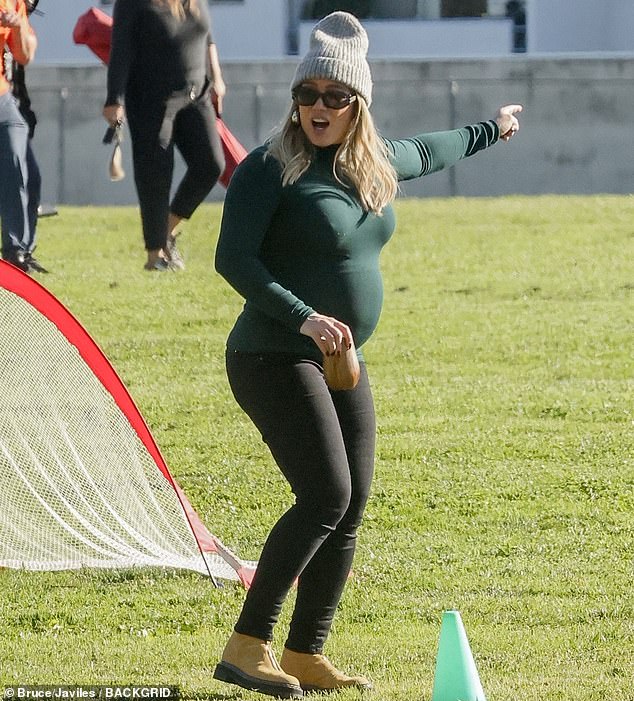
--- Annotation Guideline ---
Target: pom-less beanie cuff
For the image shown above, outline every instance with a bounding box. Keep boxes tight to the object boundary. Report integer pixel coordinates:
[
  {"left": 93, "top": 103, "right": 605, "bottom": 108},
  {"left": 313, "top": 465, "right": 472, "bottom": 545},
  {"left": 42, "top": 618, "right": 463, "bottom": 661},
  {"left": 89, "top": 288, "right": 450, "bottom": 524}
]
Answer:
[{"left": 291, "top": 11, "right": 373, "bottom": 106}]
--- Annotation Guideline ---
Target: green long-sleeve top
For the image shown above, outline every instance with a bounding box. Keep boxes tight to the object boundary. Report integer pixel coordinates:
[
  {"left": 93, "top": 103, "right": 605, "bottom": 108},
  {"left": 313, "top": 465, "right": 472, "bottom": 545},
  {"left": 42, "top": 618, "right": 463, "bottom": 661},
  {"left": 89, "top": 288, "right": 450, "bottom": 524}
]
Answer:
[{"left": 216, "top": 121, "right": 499, "bottom": 362}]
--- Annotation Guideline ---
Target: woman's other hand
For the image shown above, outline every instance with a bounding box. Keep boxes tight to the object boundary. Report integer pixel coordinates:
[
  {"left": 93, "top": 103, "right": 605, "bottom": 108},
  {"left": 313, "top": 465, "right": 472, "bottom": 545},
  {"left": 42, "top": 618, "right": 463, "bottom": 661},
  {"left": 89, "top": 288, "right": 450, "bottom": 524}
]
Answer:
[
  {"left": 103, "top": 104, "right": 125, "bottom": 126},
  {"left": 300, "top": 313, "right": 353, "bottom": 356}
]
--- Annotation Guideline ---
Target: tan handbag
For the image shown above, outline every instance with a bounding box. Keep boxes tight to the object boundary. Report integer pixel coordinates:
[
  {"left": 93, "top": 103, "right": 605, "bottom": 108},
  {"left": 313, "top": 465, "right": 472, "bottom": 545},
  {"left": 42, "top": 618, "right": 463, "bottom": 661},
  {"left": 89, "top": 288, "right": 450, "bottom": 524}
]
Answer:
[{"left": 323, "top": 339, "right": 360, "bottom": 391}]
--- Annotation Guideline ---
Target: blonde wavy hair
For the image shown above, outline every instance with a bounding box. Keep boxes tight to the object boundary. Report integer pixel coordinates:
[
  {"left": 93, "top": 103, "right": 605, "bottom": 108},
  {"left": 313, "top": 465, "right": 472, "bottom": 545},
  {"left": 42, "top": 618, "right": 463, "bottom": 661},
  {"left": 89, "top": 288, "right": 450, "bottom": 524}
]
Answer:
[
  {"left": 267, "top": 98, "right": 398, "bottom": 215},
  {"left": 153, "top": 0, "right": 198, "bottom": 19}
]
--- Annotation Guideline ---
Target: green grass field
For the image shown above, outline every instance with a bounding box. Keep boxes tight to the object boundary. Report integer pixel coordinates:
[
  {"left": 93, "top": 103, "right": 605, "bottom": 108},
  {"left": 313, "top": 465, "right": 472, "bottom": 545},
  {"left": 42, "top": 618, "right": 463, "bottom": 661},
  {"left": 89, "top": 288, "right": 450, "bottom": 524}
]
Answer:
[{"left": 1, "top": 195, "right": 633, "bottom": 700}]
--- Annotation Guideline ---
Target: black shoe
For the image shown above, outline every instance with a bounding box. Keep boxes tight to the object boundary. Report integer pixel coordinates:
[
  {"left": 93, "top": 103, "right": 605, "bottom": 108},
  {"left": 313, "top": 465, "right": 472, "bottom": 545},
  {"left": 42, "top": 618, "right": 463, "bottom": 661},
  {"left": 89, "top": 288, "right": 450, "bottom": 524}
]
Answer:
[
  {"left": 24, "top": 252, "right": 49, "bottom": 274},
  {"left": 3, "top": 250, "right": 30, "bottom": 273}
]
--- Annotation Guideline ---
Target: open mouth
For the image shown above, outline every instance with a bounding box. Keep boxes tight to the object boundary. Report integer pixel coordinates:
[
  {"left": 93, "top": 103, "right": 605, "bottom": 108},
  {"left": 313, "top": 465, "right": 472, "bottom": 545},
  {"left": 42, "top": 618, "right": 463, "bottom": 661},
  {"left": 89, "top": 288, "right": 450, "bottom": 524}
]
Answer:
[{"left": 311, "top": 117, "right": 330, "bottom": 132}]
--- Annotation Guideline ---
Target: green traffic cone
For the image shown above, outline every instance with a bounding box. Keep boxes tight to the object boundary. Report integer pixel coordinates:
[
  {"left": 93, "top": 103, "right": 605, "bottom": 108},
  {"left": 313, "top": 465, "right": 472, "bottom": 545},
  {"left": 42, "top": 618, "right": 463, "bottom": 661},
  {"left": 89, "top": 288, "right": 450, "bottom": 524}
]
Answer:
[{"left": 431, "top": 610, "right": 487, "bottom": 701}]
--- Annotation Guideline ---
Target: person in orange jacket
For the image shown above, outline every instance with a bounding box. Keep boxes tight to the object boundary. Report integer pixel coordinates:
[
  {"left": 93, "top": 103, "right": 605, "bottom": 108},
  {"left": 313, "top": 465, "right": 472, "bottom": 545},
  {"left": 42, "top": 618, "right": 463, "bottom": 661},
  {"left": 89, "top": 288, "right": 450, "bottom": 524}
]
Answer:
[{"left": 0, "top": 0, "right": 46, "bottom": 274}]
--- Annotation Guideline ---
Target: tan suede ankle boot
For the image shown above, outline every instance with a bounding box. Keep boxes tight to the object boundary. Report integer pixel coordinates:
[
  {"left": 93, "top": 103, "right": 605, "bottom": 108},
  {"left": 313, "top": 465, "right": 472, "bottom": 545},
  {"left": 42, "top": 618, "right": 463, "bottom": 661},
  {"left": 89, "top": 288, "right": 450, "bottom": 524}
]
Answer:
[
  {"left": 214, "top": 632, "right": 303, "bottom": 698},
  {"left": 280, "top": 648, "right": 373, "bottom": 691}
]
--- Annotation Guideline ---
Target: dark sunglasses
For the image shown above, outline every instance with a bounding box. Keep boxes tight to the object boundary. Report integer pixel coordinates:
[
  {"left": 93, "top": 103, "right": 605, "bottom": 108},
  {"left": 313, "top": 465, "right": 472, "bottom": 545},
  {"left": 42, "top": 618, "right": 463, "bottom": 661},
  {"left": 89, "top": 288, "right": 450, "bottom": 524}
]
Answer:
[{"left": 292, "top": 84, "right": 357, "bottom": 110}]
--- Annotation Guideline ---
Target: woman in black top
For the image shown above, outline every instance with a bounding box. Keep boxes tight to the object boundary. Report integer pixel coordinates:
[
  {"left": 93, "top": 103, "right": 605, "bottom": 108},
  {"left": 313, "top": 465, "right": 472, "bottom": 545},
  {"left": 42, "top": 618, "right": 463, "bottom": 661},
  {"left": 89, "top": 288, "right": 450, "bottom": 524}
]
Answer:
[{"left": 103, "top": 0, "right": 225, "bottom": 271}]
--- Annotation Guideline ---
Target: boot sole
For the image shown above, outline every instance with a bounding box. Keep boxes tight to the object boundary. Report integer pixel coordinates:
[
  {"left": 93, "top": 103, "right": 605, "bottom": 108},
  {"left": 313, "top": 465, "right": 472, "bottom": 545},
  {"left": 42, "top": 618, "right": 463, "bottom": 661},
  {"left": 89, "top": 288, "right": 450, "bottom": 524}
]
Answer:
[{"left": 213, "top": 661, "right": 303, "bottom": 699}]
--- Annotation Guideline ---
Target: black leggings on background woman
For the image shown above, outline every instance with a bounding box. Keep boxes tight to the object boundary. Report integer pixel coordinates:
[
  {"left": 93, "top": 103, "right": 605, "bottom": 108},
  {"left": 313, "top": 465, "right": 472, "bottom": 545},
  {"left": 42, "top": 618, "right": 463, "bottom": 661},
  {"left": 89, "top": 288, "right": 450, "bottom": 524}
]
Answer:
[{"left": 126, "top": 88, "right": 224, "bottom": 254}]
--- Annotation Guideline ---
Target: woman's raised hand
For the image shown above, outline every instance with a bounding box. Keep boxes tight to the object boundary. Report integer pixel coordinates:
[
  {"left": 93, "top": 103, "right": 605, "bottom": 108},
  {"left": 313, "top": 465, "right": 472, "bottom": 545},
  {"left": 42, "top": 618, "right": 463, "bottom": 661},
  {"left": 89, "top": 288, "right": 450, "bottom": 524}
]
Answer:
[{"left": 495, "top": 104, "right": 523, "bottom": 142}]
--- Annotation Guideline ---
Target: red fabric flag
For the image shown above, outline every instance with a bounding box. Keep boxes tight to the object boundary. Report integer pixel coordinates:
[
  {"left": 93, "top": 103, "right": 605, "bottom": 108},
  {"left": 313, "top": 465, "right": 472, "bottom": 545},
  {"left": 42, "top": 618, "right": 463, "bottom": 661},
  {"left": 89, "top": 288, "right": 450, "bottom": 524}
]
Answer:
[
  {"left": 216, "top": 117, "right": 248, "bottom": 185},
  {"left": 72, "top": 7, "right": 112, "bottom": 64}
]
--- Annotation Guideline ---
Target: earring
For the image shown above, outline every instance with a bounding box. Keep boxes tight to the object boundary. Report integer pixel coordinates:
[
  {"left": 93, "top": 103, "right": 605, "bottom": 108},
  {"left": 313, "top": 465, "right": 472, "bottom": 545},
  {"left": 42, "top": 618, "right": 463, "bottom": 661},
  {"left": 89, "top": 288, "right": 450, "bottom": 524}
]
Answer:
[{"left": 291, "top": 108, "right": 300, "bottom": 125}]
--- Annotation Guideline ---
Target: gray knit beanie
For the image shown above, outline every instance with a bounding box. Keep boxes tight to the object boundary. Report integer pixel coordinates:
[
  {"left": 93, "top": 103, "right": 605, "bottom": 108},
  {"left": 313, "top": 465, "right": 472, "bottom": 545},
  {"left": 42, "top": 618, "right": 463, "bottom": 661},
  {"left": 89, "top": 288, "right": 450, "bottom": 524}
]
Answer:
[{"left": 292, "top": 11, "right": 373, "bottom": 106}]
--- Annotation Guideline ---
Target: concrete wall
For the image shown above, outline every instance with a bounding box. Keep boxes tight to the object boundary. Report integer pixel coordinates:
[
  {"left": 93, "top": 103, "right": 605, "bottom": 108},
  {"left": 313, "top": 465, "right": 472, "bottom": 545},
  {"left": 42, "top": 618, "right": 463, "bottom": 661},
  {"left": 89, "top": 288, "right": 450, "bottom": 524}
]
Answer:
[{"left": 24, "top": 56, "right": 634, "bottom": 207}]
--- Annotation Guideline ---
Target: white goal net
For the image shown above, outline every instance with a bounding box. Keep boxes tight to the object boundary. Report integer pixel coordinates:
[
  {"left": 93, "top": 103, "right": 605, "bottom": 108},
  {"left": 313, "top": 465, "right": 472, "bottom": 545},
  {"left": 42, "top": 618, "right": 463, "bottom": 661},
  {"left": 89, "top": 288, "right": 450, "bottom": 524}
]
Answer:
[{"left": 0, "top": 267, "right": 254, "bottom": 585}]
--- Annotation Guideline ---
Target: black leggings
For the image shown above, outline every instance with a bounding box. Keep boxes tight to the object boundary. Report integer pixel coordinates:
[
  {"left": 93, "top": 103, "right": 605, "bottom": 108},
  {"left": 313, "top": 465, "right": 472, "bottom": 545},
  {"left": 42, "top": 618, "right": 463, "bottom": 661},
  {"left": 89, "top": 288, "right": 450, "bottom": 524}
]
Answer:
[
  {"left": 226, "top": 351, "right": 376, "bottom": 653},
  {"left": 126, "top": 89, "right": 224, "bottom": 251}
]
